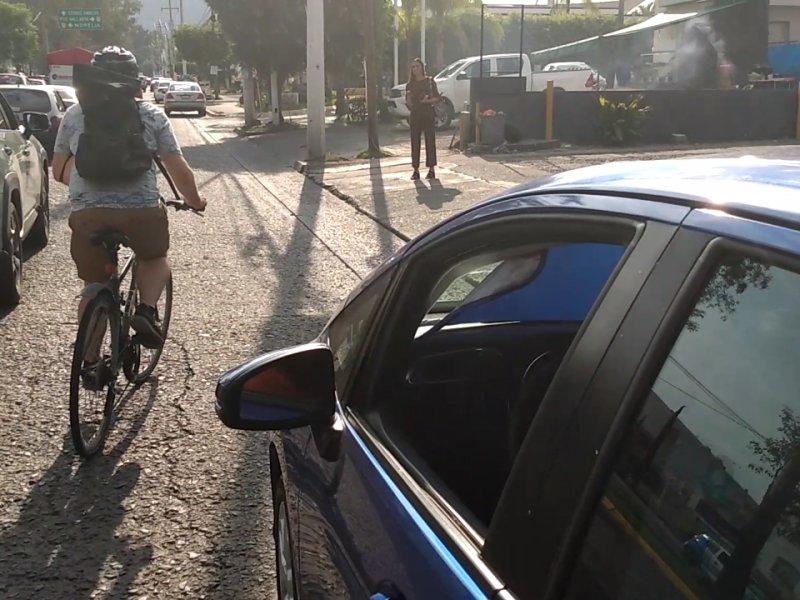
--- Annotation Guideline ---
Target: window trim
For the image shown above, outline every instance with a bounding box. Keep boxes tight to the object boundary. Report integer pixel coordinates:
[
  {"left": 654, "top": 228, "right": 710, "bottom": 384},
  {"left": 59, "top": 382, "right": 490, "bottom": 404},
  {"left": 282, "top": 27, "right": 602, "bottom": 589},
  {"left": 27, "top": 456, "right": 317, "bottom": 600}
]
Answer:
[
  {"left": 343, "top": 208, "right": 674, "bottom": 596},
  {"left": 0, "top": 96, "right": 12, "bottom": 130},
  {"left": 537, "top": 228, "right": 800, "bottom": 600}
]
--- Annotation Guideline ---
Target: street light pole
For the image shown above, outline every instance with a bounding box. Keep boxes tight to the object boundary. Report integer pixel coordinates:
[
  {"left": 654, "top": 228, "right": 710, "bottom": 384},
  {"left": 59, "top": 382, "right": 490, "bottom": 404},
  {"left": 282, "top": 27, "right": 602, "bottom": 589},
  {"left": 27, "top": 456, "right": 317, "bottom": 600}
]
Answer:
[{"left": 307, "top": 0, "right": 326, "bottom": 159}]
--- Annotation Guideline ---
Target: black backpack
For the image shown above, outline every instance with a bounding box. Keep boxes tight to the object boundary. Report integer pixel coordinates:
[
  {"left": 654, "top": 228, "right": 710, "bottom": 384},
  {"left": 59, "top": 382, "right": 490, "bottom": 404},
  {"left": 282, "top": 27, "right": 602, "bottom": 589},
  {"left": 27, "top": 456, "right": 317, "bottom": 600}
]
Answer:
[{"left": 75, "top": 95, "right": 153, "bottom": 183}]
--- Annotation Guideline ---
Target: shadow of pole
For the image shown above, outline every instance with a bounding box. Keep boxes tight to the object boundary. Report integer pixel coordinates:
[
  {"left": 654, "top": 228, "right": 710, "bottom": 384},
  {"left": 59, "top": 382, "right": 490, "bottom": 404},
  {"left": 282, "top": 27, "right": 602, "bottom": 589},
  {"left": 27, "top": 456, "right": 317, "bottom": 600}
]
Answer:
[{"left": 207, "top": 161, "right": 331, "bottom": 600}]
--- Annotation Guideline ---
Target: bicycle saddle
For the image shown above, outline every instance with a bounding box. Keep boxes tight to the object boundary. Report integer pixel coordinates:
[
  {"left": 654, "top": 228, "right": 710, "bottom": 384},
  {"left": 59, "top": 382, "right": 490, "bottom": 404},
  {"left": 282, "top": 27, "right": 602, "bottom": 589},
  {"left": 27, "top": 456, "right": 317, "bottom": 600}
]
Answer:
[{"left": 89, "top": 230, "right": 130, "bottom": 248}]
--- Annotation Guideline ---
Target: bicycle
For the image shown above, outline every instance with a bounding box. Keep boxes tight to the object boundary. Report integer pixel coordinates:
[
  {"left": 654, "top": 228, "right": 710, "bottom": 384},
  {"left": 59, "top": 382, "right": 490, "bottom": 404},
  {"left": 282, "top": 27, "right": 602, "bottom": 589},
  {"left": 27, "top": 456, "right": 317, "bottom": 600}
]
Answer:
[{"left": 69, "top": 192, "right": 202, "bottom": 458}]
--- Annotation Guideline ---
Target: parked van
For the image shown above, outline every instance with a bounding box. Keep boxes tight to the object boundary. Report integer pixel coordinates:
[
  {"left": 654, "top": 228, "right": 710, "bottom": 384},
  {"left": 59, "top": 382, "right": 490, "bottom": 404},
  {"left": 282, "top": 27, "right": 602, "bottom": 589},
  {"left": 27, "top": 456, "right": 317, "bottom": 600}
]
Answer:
[{"left": 387, "top": 53, "right": 606, "bottom": 129}]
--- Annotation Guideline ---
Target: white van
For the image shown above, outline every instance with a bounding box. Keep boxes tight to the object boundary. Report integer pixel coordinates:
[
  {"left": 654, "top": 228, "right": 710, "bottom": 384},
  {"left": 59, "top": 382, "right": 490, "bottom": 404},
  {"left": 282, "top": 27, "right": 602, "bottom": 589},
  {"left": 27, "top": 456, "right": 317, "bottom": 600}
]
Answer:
[{"left": 387, "top": 53, "right": 605, "bottom": 130}]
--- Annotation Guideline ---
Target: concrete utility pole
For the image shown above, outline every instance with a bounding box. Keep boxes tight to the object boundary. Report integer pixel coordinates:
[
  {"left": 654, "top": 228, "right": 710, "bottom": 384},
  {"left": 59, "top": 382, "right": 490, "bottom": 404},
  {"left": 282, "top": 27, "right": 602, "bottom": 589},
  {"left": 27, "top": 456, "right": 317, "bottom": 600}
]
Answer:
[
  {"left": 180, "top": 0, "right": 187, "bottom": 76},
  {"left": 421, "top": 0, "right": 426, "bottom": 67},
  {"left": 306, "top": 0, "right": 326, "bottom": 159},
  {"left": 393, "top": 0, "right": 399, "bottom": 87},
  {"left": 242, "top": 67, "right": 257, "bottom": 125},
  {"left": 162, "top": 2, "right": 179, "bottom": 75}
]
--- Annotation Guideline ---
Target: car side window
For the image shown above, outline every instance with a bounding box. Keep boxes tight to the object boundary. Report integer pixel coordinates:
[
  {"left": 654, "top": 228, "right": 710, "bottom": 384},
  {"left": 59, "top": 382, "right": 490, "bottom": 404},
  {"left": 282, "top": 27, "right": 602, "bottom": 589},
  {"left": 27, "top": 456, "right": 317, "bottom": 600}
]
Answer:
[
  {"left": 53, "top": 92, "right": 67, "bottom": 113},
  {"left": 0, "top": 104, "right": 9, "bottom": 130},
  {"left": 496, "top": 57, "right": 522, "bottom": 75},
  {"left": 375, "top": 239, "right": 630, "bottom": 532},
  {"left": 327, "top": 269, "right": 393, "bottom": 400},
  {"left": 565, "top": 253, "right": 797, "bottom": 600},
  {"left": 464, "top": 59, "right": 491, "bottom": 78}
]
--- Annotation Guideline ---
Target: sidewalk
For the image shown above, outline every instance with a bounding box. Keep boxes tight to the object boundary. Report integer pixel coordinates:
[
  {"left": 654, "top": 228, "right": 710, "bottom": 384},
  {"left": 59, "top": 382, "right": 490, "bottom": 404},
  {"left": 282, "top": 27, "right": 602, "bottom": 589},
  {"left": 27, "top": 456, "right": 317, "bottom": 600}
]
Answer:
[{"left": 295, "top": 143, "right": 800, "bottom": 241}]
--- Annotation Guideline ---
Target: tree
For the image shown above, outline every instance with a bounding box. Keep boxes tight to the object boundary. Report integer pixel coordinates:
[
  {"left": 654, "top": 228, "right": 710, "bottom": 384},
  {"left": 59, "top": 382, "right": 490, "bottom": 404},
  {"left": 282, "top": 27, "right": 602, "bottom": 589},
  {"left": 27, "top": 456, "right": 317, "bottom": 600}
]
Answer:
[
  {"left": 205, "top": 0, "right": 305, "bottom": 84},
  {"left": 0, "top": 1, "right": 39, "bottom": 67},
  {"left": 687, "top": 258, "right": 771, "bottom": 332},
  {"left": 714, "top": 407, "right": 800, "bottom": 598},
  {"left": 25, "top": 0, "right": 143, "bottom": 63},
  {"left": 428, "top": 0, "right": 471, "bottom": 73},
  {"left": 363, "top": 0, "right": 380, "bottom": 155},
  {"left": 173, "top": 24, "right": 230, "bottom": 76}
]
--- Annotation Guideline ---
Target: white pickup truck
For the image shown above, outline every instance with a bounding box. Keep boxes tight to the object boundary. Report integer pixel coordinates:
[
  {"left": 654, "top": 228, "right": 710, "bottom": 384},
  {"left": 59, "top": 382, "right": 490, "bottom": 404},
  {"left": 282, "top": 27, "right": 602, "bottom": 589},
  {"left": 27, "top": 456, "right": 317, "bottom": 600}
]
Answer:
[{"left": 387, "top": 53, "right": 606, "bottom": 130}]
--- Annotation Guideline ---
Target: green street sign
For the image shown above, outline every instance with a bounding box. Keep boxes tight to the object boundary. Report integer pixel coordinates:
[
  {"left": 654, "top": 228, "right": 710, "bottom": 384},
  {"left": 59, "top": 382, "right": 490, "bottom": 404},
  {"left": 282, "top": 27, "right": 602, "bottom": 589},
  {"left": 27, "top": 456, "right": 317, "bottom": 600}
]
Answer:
[{"left": 58, "top": 9, "right": 103, "bottom": 31}]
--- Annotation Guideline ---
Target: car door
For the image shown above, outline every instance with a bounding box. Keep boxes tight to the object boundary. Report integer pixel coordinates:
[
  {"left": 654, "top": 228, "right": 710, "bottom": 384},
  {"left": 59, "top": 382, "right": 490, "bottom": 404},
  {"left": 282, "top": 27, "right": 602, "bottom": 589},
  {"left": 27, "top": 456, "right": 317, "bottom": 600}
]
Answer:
[
  {"left": 288, "top": 193, "right": 689, "bottom": 599},
  {"left": 0, "top": 94, "right": 32, "bottom": 216},
  {"left": 509, "top": 209, "right": 800, "bottom": 600}
]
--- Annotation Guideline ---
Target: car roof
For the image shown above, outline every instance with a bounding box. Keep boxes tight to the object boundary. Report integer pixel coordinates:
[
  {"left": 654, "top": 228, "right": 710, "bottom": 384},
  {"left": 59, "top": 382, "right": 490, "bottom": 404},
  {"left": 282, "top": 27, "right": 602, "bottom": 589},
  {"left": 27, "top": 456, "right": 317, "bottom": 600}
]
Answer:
[
  {"left": 0, "top": 84, "right": 53, "bottom": 92},
  {"left": 485, "top": 158, "right": 800, "bottom": 228}
]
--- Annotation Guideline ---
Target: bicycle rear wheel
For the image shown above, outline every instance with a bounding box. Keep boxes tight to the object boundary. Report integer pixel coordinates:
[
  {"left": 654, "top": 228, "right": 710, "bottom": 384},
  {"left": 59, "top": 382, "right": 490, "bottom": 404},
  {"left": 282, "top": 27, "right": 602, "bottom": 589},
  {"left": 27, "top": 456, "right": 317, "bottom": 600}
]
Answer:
[
  {"left": 128, "top": 274, "right": 173, "bottom": 384},
  {"left": 70, "top": 293, "right": 120, "bottom": 458}
]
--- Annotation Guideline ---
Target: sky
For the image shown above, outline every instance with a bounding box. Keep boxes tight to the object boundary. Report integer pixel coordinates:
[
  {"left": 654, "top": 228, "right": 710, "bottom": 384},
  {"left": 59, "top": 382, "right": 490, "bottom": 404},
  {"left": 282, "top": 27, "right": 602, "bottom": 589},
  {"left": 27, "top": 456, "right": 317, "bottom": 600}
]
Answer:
[{"left": 136, "top": 0, "right": 209, "bottom": 30}]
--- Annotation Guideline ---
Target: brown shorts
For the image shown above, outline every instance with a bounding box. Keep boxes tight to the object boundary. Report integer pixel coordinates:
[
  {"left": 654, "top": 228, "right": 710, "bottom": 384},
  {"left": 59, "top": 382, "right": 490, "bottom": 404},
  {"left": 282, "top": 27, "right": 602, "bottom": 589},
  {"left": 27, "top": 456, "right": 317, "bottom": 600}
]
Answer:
[{"left": 69, "top": 205, "right": 170, "bottom": 283}]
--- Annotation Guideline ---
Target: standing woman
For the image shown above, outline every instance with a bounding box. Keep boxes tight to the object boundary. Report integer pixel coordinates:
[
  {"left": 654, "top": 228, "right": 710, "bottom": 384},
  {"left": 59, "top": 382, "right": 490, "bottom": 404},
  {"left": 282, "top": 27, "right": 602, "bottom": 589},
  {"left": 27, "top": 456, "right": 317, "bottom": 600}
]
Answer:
[{"left": 405, "top": 58, "right": 439, "bottom": 180}]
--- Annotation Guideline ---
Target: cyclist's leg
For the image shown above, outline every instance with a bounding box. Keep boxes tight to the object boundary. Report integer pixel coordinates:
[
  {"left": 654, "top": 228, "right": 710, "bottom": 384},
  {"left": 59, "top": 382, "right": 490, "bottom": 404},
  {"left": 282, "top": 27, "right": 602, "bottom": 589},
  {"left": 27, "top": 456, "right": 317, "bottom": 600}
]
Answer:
[
  {"left": 69, "top": 209, "right": 115, "bottom": 388},
  {"left": 123, "top": 204, "right": 170, "bottom": 348}
]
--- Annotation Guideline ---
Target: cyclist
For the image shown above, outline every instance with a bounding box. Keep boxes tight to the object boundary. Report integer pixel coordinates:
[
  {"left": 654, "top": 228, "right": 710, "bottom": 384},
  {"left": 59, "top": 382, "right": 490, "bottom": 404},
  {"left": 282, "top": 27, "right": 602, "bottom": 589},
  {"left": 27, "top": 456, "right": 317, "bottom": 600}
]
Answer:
[{"left": 52, "top": 47, "right": 206, "bottom": 357}]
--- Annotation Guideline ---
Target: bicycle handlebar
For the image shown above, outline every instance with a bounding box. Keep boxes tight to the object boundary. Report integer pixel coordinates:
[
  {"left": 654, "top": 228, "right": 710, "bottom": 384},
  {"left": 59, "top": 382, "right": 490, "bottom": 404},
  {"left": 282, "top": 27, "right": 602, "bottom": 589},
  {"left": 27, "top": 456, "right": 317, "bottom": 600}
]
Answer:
[{"left": 164, "top": 198, "right": 205, "bottom": 216}]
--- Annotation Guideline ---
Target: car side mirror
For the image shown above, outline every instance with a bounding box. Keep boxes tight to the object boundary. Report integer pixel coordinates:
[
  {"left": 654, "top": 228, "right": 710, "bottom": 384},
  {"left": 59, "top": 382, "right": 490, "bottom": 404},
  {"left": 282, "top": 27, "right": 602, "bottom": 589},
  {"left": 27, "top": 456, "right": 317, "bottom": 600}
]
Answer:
[
  {"left": 21, "top": 112, "right": 49, "bottom": 136},
  {"left": 457, "top": 72, "right": 469, "bottom": 81},
  {"left": 215, "top": 342, "right": 336, "bottom": 431}
]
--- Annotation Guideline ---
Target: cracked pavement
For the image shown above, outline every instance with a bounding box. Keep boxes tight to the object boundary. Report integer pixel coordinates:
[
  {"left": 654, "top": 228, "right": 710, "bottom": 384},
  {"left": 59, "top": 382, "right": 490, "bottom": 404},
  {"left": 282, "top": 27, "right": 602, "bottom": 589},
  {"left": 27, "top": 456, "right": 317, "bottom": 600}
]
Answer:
[{"left": 0, "top": 116, "right": 403, "bottom": 599}]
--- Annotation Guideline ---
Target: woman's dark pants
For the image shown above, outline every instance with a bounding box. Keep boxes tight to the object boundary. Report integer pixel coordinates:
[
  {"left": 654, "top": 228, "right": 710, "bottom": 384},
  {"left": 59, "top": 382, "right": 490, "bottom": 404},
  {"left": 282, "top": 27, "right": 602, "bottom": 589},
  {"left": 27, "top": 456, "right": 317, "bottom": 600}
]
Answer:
[{"left": 410, "top": 110, "right": 437, "bottom": 169}]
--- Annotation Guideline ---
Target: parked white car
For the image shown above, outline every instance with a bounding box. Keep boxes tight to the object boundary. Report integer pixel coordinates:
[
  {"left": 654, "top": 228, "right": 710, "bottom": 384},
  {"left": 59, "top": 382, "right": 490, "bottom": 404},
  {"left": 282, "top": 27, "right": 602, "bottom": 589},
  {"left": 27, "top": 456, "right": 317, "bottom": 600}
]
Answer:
[
  {"left": 0, "top": 84, "right": 72, "bottom": 157},
  {"left": 154, "top": 80, "right": 171, "bottom": 103},
  {"left": 163, "top": 81, "right": 206, "bottom": 117},
  {"left": 387, "top": 53, "right": 606, "bottom": 130}
]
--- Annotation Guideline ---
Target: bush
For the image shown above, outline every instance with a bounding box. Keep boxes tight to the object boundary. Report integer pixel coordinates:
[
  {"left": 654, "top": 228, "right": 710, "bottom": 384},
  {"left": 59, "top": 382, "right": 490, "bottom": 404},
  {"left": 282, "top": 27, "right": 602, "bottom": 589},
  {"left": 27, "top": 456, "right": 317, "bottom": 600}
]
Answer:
[{"left": 597, "top": 94, "right": 649, "bottom": 146}]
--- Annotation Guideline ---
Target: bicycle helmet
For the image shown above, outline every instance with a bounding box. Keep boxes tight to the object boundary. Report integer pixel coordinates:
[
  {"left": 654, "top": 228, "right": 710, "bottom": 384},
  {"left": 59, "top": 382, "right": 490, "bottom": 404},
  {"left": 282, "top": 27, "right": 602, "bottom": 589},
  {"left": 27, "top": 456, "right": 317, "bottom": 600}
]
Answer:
[{"left": 91, "top": 46, "right": 139, "bottom": 80}]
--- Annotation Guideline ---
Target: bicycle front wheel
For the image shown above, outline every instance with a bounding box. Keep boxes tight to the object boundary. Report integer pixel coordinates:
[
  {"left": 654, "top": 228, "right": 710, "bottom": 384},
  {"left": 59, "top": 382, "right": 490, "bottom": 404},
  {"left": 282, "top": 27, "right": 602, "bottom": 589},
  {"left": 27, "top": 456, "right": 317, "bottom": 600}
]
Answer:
[
  {"left": 70, "top": 292, "right": 120, "bottom": 458},
  {"left": 131, "top": 274, "right": 173, "bottom": 384}
]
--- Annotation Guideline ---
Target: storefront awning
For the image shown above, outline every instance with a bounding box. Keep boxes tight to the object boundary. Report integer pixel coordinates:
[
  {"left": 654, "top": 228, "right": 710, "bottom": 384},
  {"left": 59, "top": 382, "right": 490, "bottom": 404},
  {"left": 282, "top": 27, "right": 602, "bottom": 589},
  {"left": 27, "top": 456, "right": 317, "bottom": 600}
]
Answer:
[{"left": 530, "top": 0, "right": 751, "bottom": 64}]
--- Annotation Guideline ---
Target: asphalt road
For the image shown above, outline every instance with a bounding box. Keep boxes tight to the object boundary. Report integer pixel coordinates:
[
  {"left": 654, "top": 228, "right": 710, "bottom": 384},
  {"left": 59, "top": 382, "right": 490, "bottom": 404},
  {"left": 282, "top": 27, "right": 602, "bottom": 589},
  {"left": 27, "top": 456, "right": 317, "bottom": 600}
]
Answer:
[{"left": 0, "top": 117, "right": 398, "bottom": 599}]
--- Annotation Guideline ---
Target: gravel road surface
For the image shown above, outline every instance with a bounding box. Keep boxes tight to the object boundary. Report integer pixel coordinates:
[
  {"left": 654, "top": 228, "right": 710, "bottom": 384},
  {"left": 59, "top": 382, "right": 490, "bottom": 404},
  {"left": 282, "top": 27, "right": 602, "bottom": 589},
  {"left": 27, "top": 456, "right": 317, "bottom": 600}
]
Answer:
[{"left": 0, "top": 117, "right": 394, "bottom": 599}]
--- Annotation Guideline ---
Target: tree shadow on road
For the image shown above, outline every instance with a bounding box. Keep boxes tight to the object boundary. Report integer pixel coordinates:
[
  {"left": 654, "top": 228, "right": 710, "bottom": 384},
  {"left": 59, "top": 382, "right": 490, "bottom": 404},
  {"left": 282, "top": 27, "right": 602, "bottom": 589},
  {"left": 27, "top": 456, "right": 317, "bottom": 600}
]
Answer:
[
  {"left": 206, "top": 162, "right": 341, "bottom": 600},
  {"left": 0, "top": 381, "right": 159, "bottom": 600}
]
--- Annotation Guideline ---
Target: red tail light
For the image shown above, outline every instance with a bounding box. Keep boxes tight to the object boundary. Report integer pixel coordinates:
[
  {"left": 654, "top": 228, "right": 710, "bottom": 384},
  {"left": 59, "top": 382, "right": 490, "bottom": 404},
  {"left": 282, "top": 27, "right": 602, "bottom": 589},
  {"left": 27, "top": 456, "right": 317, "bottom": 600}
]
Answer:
[
  {"left": 585, "top": 73, "right": 595, "bottom": 88},
  {"left": 198, "top": 93, "right": 205, "bottom": 100},
  {"left": 166, "top": 93, "right": 174, "bottom": 100}
]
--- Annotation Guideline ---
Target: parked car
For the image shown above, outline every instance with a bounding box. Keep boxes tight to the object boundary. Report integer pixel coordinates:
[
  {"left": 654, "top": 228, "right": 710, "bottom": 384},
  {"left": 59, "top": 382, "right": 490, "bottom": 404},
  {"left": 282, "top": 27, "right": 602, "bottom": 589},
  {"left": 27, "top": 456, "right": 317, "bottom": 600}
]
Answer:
[
  {"left": 682, "top": 534, "right": 731, "bottom": 581},
  {"left": 387, "top": 53, "right": 605, "bottom": 129},
  {"left": 163, "top": 81, "right": 206, "bottom": 117},
  {"left": 0, "top": 85, "right": 71, "bottom": 159},
  {"left": 154, "top": 80, "right": 172, "bottom": 103},
  {"left": 0, "top": 73, "right": 28, "bottom": 86},
  {"left": 0, "top": 92, "right": 50, "bottom": 307},
  {"left": 215, "top": 158, "right": 800, "bottom": 599}
]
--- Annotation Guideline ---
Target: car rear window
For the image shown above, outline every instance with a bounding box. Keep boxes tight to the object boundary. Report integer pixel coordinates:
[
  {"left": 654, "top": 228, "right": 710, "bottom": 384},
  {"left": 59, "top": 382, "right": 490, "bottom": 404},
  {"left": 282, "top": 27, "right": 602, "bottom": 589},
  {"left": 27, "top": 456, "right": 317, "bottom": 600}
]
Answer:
[
  {"left": 1, "top": 74, "right": 25, "bottom": 85},
  {"left": 1, "top": 89, "right": 51, "bottom": 112}
]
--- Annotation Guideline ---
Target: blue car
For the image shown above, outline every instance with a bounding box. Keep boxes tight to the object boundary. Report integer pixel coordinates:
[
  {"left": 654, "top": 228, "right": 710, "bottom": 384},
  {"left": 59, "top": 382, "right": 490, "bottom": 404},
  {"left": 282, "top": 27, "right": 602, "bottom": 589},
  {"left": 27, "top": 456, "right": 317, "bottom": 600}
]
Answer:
[{"left": 216, "top": 158, "right": 800, "bottom": 600}]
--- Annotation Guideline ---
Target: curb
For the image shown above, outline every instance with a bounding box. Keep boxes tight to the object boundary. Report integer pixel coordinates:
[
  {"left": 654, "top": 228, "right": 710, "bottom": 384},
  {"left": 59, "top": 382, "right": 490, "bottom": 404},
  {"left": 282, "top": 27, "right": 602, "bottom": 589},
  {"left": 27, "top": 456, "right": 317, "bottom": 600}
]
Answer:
[{"left": 292, "top": 161, "right": 411, "bottom": 243}]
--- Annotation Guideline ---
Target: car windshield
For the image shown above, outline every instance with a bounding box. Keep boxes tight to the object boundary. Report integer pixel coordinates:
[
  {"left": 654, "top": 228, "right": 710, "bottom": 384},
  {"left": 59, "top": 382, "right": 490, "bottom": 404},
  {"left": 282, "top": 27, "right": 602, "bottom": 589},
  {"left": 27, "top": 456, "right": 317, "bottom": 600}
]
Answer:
[
  {"left": 1, "top": 89, "right": 51, "bottom": 112},
  {"left": 158, "top": 82, "right": 171, "bottom": 89},
  {"left": 170, "top": 83, "right": 199, "bottom": 92},
  {"left": 435, "top": 60, "right": 467, "bottom": 79}
]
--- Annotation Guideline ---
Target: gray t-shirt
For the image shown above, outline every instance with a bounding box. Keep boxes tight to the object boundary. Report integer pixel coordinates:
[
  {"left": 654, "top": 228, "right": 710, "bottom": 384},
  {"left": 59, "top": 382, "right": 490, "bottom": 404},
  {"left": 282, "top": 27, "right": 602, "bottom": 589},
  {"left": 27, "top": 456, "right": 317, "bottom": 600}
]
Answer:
[{"left": 54, "top": 101, "right": 182, "bottom": 211}]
